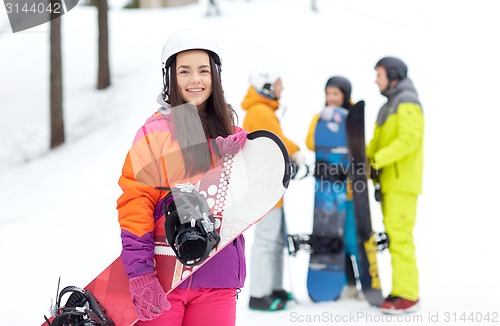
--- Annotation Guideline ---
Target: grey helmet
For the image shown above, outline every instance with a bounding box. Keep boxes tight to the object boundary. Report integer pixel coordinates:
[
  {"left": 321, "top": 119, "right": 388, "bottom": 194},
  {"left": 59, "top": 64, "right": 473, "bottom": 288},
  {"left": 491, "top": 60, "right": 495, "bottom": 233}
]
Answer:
[{"left": 375, "top": 56, "right": 408, "bottom": 81}]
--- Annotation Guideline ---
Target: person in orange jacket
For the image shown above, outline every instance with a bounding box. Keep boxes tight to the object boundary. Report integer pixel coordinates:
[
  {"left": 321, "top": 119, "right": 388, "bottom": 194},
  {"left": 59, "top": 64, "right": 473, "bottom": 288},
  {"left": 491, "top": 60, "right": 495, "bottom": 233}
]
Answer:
[{"left": 241, "top": 70, "right": 305, "bottom": 311}]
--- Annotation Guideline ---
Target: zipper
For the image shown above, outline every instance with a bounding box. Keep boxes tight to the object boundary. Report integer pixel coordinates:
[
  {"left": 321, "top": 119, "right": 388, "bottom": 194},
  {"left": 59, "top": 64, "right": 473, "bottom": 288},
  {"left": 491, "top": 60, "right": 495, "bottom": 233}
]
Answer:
[
  {"left": 394, "top": 162, "right": 399, "bottom": 178},
  {"left": 234, "top": 238, "right": 241, "bottom": 283}
]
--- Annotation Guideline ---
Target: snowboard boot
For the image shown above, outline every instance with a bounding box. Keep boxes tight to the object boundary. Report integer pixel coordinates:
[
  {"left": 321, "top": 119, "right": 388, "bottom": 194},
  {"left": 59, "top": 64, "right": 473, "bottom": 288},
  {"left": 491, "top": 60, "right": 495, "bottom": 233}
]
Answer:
[
  {"left": 379, "top": 295, "right": 420, "bottom": 314},
  {"left": 272, "top": 289, "right": 293, "bottom": 302},
  {"left": 249, "top": 295, "right": 286, "bottom": 311}
]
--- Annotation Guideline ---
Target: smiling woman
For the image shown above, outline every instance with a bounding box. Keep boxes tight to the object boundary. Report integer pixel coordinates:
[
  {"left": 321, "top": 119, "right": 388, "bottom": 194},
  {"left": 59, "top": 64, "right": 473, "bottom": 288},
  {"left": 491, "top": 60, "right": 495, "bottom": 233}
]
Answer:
[
  {"left": 116, "top": 29, "right": 249, "bottom": 326},
  {"left": 174, "top": 50, "right": 213, "bottom": 111}
]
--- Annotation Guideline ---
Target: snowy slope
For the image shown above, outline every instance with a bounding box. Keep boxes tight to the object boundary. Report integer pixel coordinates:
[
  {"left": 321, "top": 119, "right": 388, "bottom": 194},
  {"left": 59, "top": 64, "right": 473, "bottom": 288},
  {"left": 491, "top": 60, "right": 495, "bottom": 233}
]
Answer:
[{"left": 1, "top": 0, "right": 500, "bottom": 324}]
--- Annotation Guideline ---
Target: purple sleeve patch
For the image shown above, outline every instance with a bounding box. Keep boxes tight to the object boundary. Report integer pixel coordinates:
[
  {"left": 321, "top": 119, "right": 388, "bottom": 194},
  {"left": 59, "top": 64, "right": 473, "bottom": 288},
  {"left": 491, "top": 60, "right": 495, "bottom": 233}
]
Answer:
[
  {"left": 120, "top": 229, "right": 155, "bottom": 278},
  {"left": 153, "top": 195, "right": 172, "bottom": 223}
]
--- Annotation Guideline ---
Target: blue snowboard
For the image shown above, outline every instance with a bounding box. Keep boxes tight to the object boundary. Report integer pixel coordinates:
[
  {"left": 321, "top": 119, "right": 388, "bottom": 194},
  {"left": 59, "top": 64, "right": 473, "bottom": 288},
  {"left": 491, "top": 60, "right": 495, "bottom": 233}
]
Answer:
[{"left": 307, "top": 107, "right": 350, "bottom": 302}]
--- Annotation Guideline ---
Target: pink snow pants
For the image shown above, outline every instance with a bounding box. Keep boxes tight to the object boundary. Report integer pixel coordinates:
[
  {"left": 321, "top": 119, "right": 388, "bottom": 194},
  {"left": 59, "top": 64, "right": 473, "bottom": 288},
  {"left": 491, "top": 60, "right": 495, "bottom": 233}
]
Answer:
[{"left": 135, "top": 288, "right": 237, "bottom": 326}]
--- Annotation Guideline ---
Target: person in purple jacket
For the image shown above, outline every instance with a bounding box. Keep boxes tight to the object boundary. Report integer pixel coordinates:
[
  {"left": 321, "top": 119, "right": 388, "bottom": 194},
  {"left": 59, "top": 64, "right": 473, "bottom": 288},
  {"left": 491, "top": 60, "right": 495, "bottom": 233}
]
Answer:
[{"left": 117, "top": 29, "right": 248, "bottom": 326}]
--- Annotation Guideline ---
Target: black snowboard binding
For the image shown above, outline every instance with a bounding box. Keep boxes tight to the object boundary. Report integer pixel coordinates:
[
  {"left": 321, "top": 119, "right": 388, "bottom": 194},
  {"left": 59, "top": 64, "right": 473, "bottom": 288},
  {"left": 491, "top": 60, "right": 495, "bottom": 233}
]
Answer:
[
  {"left": 313, "top": 159, "right": 348, "bottom": 183},
  {"left": 310, "top": 235, "right": 344, "bottom": 254},
  {"left": 287, "top": 233, "right": 345, "bottom": 256},
  {"left": 164, "top": 185, "right": 221, "bottom": 267},
  {"left": 44, "top": 283, "right": 114, "bottom": 326},
  {"left": 374, "top": 231, "right": 390, "bottom": 252},
  {"left": 286, "top": 233, "right": 311, "bottom": 256}
]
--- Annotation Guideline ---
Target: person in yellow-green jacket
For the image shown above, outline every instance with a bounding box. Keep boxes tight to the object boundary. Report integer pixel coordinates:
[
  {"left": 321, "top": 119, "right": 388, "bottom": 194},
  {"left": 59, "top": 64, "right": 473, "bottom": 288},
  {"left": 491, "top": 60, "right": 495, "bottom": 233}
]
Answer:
[
  {"left": 368, "top": 57, "right": 424, "bottom": 314},
  {"left": 242, "top": 70, "right": 305, "bottom": 311}
]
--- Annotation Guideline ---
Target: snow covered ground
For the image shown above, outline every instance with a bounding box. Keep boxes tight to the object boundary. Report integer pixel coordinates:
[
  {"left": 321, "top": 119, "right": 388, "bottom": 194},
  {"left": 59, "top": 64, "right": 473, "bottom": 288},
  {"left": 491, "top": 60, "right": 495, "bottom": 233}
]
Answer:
[{"left": 1, "top": 0, "right": 500, "bottom": 324}]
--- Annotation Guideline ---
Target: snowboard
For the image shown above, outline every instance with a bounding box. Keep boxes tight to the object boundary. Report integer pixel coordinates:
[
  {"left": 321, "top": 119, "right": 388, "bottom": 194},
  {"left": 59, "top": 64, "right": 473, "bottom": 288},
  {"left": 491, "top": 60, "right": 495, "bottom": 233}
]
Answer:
[
  {"left": 42, "top": 130, "right": 291, "bottom": 326},
  {"left": 306, "top": 106, "right": 350, "bottom": 302},
  {"left": 345, "top": 101, "right": 384, "bottom": 306}
]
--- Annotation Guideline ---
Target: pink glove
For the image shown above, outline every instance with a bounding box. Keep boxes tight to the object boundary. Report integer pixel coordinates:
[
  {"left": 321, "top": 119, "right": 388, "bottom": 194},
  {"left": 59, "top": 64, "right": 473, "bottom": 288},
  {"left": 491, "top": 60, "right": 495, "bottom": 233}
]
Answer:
[
  {"left": 216, "top": 130, "right": 249, "bottom": 155},
  {"left": 129, "top": 271, "right": 171, "bottom": 321}
]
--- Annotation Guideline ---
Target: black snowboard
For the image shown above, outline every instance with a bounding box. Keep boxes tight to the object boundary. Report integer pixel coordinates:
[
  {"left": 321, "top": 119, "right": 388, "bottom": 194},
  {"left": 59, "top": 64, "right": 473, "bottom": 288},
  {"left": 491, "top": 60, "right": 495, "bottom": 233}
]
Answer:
[{"left": 346, "top": 101, "right": 384, "bottom": 306}]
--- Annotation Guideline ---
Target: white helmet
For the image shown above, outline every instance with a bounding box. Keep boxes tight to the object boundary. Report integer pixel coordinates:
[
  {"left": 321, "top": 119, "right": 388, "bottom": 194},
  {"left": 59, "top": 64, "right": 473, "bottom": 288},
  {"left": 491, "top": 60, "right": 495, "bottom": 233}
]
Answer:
[
  {"left": 161, "top": 29, "right": 221, "bottom": 97},
  {"left": 249, "top": 69, "right": 281, "bottom": 98},
  {"left": 161, "top": 29, "right": 221, "bottom": 69}
]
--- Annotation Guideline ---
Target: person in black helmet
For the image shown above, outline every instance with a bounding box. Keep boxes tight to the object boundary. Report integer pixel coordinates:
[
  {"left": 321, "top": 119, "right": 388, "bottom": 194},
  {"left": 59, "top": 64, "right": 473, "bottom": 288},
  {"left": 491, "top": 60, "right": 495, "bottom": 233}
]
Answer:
[
  {"left": 368, "top": 57, "right": 424, "bottom": 314},
  {"left": 306, "top": 76, "right": 353, "bottom": 149},
  {"left": 305, "top": 76, "right": 364, "bottom": 300}
]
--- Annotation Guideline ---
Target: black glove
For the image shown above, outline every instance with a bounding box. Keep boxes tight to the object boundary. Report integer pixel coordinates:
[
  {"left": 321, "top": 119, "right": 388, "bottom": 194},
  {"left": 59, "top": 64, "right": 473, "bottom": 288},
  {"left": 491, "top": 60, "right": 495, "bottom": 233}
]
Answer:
[
  {"left": 369, "top": 157, "right": 382, "bottom": 180},
  {"left": 370, "top": 166, "right": 382, "bottom": 180}
]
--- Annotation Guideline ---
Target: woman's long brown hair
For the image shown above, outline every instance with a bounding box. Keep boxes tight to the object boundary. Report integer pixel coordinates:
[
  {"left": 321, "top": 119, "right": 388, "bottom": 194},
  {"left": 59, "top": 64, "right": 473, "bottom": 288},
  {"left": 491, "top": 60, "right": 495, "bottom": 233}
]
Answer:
[{"left": 167, "top": 51, "right": 237, "bottom": 177}]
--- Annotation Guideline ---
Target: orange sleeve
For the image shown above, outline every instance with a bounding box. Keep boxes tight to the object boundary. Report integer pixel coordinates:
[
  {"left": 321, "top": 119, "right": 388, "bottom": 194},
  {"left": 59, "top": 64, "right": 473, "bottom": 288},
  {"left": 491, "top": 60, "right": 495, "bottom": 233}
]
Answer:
[{"left": 117, "top": 151, "right": 164, "bottom": 237}]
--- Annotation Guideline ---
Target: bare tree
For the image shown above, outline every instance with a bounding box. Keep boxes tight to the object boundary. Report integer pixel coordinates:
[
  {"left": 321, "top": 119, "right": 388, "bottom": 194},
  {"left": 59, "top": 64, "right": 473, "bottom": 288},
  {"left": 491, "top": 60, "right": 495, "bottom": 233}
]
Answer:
[
  {"left": 97, "top": 0, "right": 111, "bottom": 89},
  {"left": 50, "top": 10, "right": 64, "bottom": 148},
  {"left": 206, "top": 0, "right": 220, "bottom": 16},
  {"left": 311, "top": 0, "right": 318, "bottom": 12}
]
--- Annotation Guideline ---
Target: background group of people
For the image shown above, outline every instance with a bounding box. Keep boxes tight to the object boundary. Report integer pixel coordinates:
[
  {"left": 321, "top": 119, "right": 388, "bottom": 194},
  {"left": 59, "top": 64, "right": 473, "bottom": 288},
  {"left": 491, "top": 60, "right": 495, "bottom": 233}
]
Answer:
[
  {"left": 116, "top": 29, "right": 424, "bottom": 325},
  {"left": 243, "top": 57, "right": 423, "bottom": 315}
]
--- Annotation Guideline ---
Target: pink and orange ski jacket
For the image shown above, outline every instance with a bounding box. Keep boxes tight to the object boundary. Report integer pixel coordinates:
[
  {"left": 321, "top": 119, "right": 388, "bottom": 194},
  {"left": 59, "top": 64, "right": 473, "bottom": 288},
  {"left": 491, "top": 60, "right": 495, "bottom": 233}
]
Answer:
[{"left": 117, "top": 100, "right": 246, "bottom": 289}]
